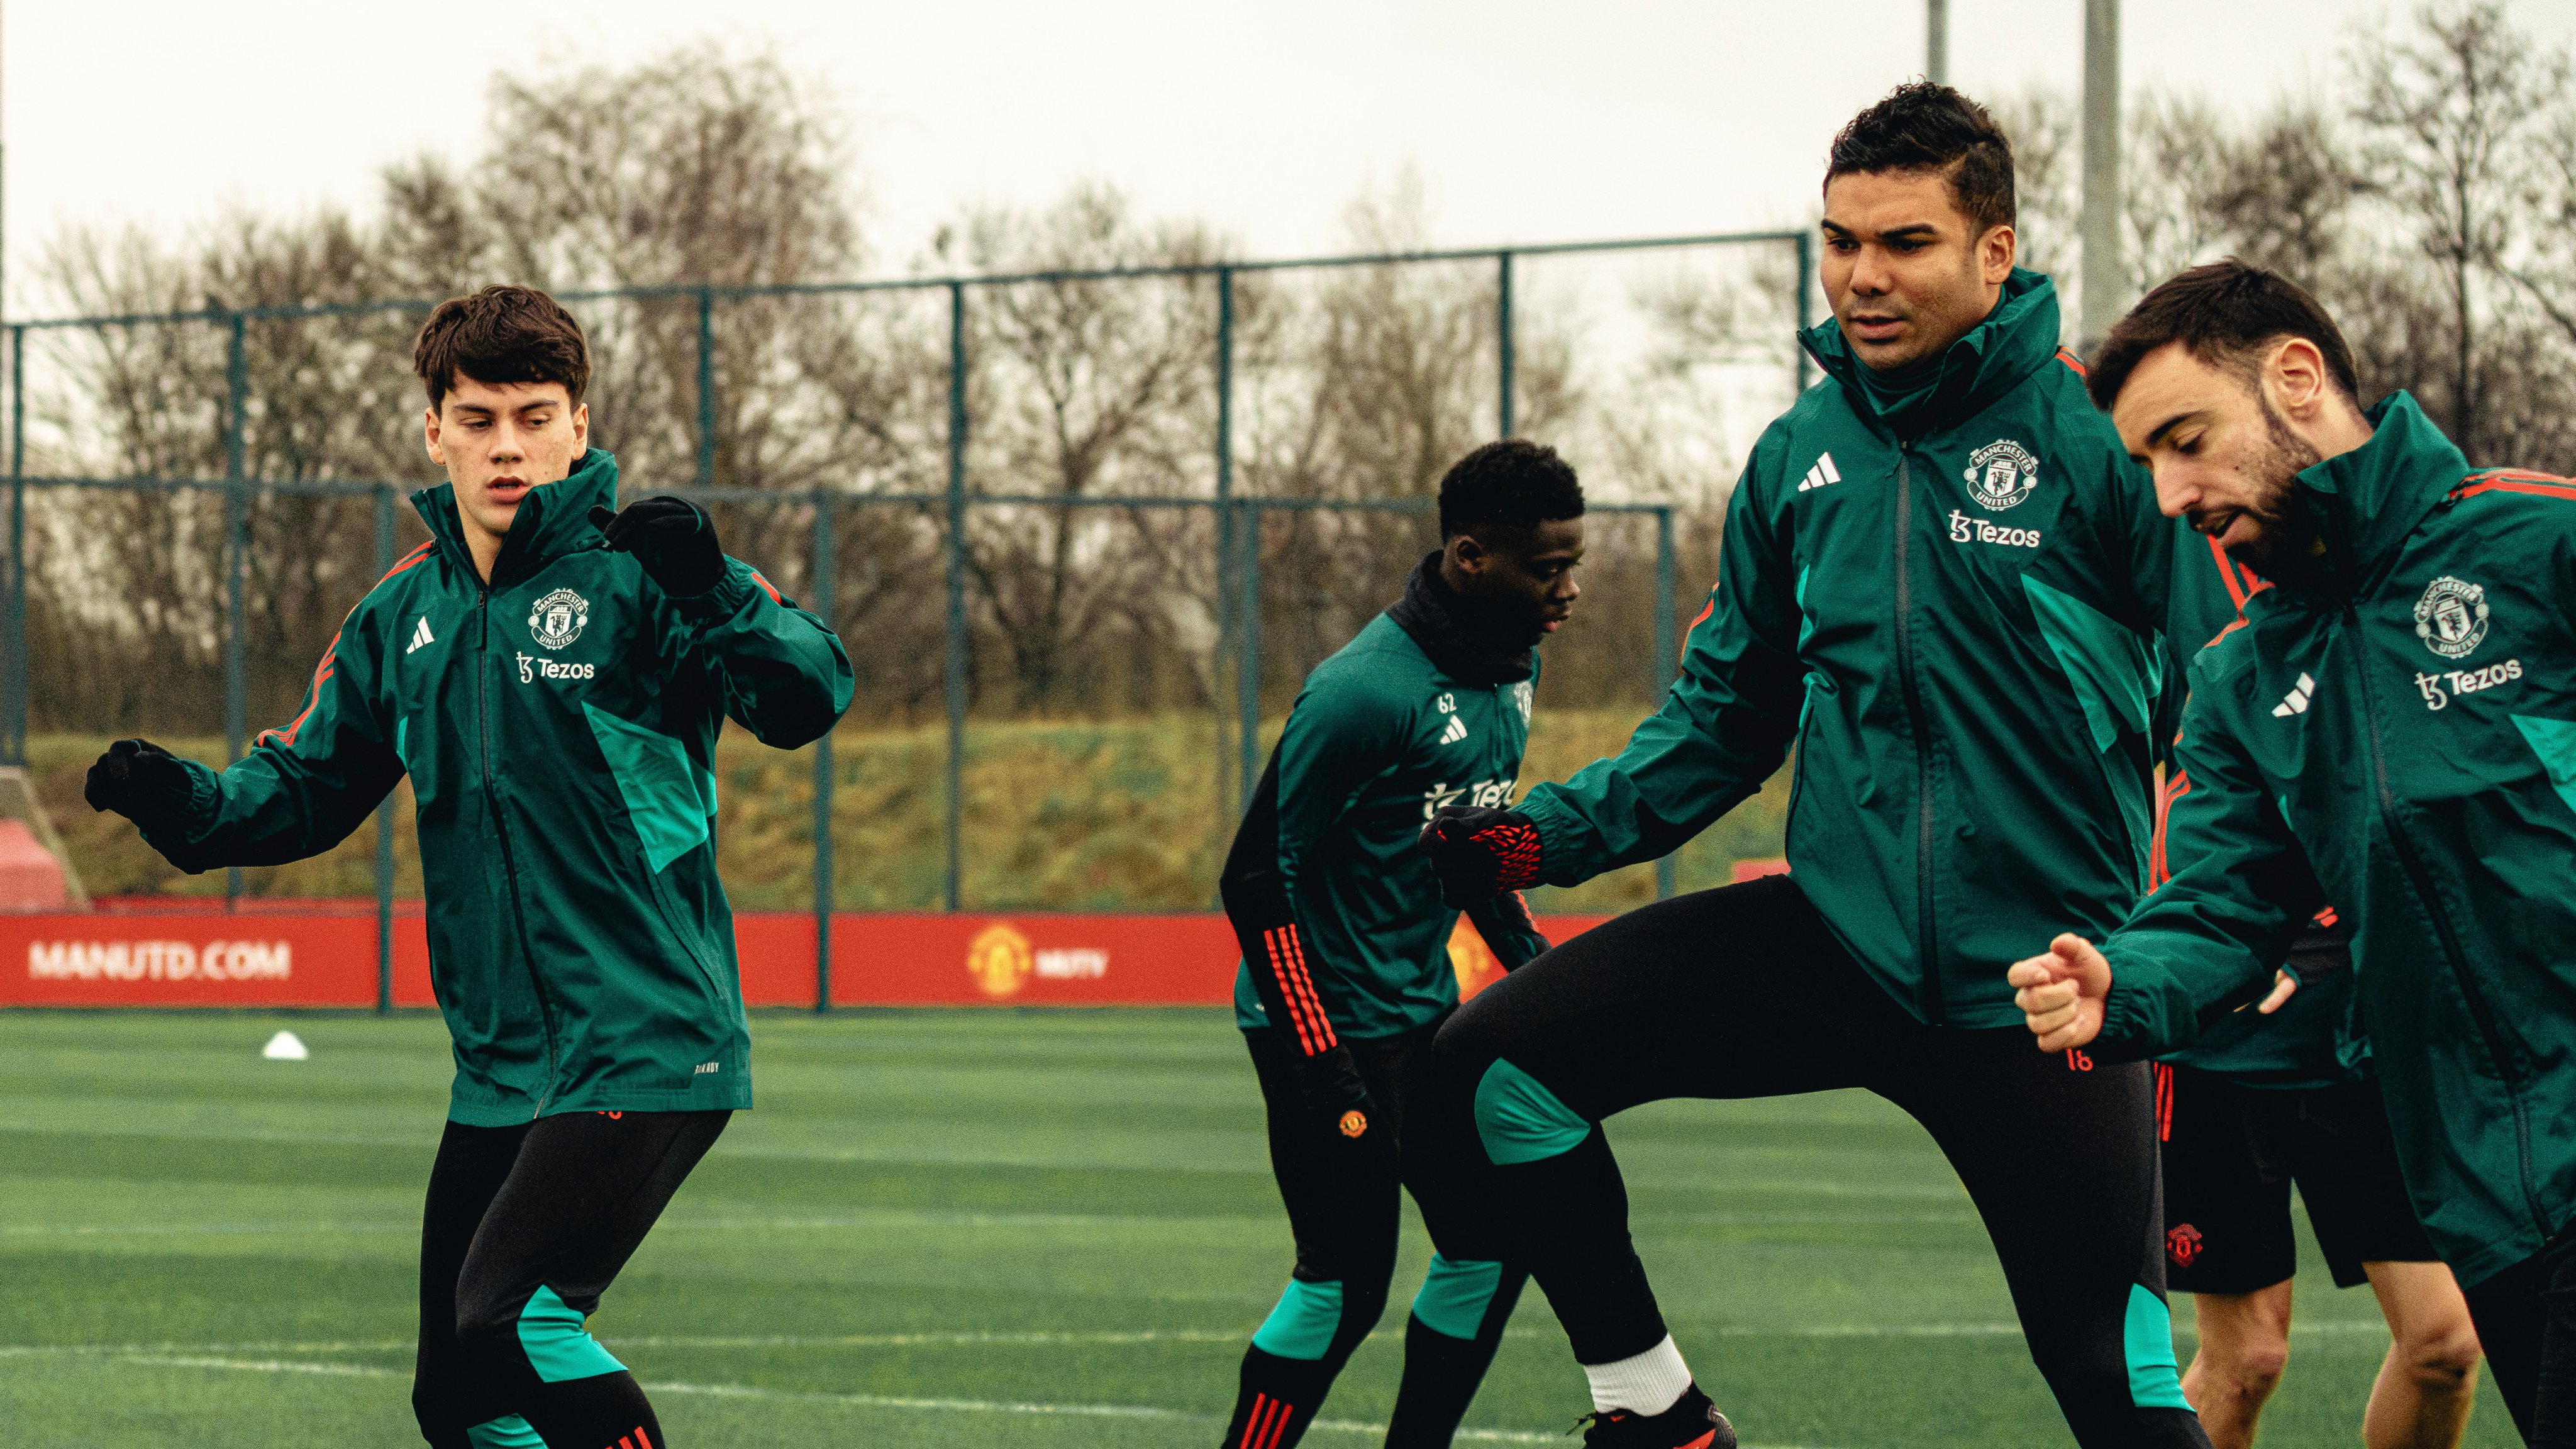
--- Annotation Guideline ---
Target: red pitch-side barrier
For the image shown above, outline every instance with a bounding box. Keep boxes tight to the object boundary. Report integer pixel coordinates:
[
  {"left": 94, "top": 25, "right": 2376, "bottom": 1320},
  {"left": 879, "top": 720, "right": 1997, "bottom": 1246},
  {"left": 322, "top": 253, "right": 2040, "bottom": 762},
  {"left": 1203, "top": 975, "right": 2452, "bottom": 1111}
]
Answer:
[{"left": 0, "top": 908, "right": 1633, "bottom": 1009}]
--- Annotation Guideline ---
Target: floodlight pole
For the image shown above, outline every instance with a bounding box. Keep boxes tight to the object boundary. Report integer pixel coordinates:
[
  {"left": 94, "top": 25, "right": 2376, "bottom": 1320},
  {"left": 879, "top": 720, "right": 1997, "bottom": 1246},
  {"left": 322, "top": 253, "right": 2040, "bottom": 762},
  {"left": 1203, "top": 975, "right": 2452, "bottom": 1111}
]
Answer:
[
  {"left": 2079, "top": 0, "right": 2124, "bottom": 352},
  {"left": 1926, "top": 0, "right": 1949, "bottom": 83}
]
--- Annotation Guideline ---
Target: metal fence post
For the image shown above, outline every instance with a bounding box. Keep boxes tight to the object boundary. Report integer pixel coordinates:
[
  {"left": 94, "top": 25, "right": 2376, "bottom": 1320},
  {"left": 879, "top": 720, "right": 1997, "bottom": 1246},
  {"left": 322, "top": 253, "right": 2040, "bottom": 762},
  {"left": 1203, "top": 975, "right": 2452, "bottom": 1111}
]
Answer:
[
  {"left": 223, "top": 311, "right": 248, "bottom": 909},
  {"left": 1215, "top": 267, "right": 1252, "bottom": 812},
  {"left": 1236, "top": 499, "right": 1262, "bottom": 787},
  {"left": 1653, "top": 507, "right": 1679, "bottom": 902},
  {"left": 944, "top": 282, "right": 969, "bottom": 913},
  {"left": 812, "top": 493, "right": 836, "bottom": 1009},
  {"left": 1794, "top": 233, "right": 1816, "bottom": 395},
  {"left": 3, "top": 325, "right": 24, "bottom": 768},
  {"left": 374, "top": 486, "right": 396, "bottom": 1011},
  {"left": 1496, "top": 250, "right": 1515, "bottom": 438},
  {"left": 695, "top": 286, "right": 717, "bottom": 488}
]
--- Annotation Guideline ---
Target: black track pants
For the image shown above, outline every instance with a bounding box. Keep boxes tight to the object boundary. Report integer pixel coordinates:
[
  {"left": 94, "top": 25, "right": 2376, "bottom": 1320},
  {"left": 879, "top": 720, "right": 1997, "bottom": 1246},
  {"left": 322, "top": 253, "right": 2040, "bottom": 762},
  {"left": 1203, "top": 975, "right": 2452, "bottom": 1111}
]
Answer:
[
  {"left": 1225, "top": 1016, "right": 1530, "bottom": 1448},
  {"left": 411, "top": 1109, "right": 730, "bottom": 1449},
  {"left": 2461, "top": 1222, "right": 2576, "bottom": 1445},
  {"left": 1431, "top": 875, "right": 2211, "bottom": 1449}
]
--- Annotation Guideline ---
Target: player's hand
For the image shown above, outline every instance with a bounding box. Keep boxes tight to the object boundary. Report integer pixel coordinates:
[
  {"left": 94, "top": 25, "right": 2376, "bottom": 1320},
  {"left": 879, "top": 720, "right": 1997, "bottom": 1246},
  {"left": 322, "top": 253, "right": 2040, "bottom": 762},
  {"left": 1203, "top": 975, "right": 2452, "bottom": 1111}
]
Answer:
[
  {"left": 2007, "top": 933, "right": 2111, "bottom": 1053},
  {"left": 1419, "top": 806, "right": 1541, "bottom": 908},
  {"left": 589, "top": 496, "right": 724, "bottom": 597},
  {"left": 1295, "top": 1044, "right": 1387, "bottom": 1146},
  {"left": 82, "top": 738, "right": 192, "bottom": 821},
  {"left": 2256, "top": 969, "right": 2298, "bottom": 1014}
]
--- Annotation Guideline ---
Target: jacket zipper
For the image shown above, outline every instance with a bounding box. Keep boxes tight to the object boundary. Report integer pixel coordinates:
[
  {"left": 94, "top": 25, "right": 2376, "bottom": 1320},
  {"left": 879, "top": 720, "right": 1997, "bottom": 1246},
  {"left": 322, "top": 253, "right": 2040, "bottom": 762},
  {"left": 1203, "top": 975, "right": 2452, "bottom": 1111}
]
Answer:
[
  {"left": 1892, "top": 448, "right": 1943, "bottom": 1024},
  {"left": 477, "top": 582, "right": 560, "bottom": 1112},
  {"left": 2343, "top": 602, "right": 2548, "bottom": 1237}
]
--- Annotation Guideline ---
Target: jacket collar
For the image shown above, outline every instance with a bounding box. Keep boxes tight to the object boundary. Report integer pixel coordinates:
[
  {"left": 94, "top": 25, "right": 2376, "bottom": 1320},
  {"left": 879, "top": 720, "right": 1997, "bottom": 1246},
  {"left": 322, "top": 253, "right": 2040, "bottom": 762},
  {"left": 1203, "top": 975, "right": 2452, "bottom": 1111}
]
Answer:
[
  {"left": 1385, "top": 551, "right": 1536, "bottom": 686},
  {"left": 1801, "top": 267, "right": 2065, "bottom": 440},
  {"left": 414, "top": 449, "right": 619, "bottom": 588},
  {"left": 2272, "top": 392, "right": 2466, "bottom": 602}
]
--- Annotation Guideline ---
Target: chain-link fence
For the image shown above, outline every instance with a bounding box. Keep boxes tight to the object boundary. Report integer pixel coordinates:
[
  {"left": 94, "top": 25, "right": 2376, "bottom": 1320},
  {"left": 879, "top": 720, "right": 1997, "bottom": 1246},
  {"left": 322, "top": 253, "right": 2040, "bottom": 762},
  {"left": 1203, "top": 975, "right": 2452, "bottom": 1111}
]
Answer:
[{"left": 1, "top": 229, "right": 1816, "bottom": 991}]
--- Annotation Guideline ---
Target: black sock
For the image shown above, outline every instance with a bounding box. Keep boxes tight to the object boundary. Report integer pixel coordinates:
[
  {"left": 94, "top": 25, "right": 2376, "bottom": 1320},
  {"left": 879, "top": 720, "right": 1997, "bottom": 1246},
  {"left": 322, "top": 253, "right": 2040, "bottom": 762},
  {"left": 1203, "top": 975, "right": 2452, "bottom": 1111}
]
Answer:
[
  {"left": 518, "top": 1371, "right": 666, "bottom": 1449},
  {"left": 1384, "top": 1267, "right": 1529, "bottom": 1449}
]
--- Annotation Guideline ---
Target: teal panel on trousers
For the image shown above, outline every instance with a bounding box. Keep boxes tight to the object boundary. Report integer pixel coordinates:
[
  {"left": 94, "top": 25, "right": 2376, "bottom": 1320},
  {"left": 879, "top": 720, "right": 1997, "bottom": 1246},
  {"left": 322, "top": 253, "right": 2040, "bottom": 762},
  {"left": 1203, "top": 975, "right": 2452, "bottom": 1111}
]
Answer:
[
  {"left": 583, "top": 702, "right": 719, "bottom": 872},
  {"left": 1411, "top": 1253, "right": 1505, "bottom": 1340},
  {"left": 1475, "top": 1058, "right": 1592, "bottom": 1165},
  {"left": 2512, "top": 714, "right": 2576, "bottom": 820},
  {"left": 1251, "top": 1276, "right": 1343, "bottom": 1360},
  {"left": 465, "top": 1416, "right": 547, "bottom": 1448},
  {"left": 2124, "top": 1284, "right": 2192, "bottom": 1409},
  {"left": 518, "top": 1284, "right": 628, "bottom": 1384}
]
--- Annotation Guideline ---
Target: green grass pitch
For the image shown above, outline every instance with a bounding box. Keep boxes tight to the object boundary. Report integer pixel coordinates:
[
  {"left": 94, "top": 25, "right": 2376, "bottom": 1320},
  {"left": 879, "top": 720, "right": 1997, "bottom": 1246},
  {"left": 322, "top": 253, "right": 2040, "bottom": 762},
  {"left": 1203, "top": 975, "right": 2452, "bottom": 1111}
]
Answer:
[{"left": 0, "top": 1010, "right": 2517, "bottom": 1448}]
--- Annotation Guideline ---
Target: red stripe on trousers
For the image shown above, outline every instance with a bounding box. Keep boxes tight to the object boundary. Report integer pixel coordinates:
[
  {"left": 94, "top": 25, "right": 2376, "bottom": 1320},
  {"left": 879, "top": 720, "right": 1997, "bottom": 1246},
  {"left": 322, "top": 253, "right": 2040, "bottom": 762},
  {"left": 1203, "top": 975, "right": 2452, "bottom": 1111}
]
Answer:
[{"left": 1262, "top": 933, "right": 1321, "bottom": 1054}]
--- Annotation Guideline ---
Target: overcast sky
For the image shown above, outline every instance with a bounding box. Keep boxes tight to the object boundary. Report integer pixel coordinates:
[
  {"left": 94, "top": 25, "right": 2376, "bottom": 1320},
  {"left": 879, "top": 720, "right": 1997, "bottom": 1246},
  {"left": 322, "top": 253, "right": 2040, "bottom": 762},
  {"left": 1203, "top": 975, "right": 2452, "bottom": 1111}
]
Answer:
[{"left": 9, "top": 0, "right": 2575, "bottom": 314}]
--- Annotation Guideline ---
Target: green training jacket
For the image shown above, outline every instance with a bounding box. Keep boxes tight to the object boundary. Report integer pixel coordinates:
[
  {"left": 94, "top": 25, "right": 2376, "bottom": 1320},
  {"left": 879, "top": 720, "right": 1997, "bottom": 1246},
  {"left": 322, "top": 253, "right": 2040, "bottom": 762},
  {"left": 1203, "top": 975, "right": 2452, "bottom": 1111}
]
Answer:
[
  {"left": 1230, "top": 612, "right": 1548, "bottom": 1038},
  {"left": 138, "top": 452, "right": 853, "bottom": 1124},
  {"left": 2097, "top": 394, "right": 2576, "bottom": 1285},
  {"left": 1519, "top": 270, "right": 2174, "bottom": 1026},
  {"left": 2153, "top": 530, "right": 2357, "bottom": 1089}
]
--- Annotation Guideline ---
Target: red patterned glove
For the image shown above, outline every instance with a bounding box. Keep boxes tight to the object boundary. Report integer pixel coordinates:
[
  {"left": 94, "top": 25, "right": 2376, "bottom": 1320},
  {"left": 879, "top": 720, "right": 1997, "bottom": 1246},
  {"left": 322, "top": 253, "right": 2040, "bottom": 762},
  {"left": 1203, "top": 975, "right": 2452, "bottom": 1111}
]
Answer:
[{"left": 1421, "top": 805, "right": 1542, "bottom": 908}]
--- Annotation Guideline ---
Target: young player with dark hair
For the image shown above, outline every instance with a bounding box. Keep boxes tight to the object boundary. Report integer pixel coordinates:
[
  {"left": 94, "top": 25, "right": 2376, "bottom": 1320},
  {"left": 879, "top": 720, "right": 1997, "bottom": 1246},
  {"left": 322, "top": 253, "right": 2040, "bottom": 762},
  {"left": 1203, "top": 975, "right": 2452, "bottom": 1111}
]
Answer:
[
  {"left": 2012, "top": 258, "right": 2576, "bottom": 1445},
  {"left": 1218, "top": 438, "right": 1583, "bottom": 1449},
  {"left": 1421, "top": 84, "right": 2211, "bottom": 1448},
  {"left": 2152, "top": 497, "right": 2481, "bottom": 1446},
  {"left": 82, "top": 283, "right": 853, "bottom": 1449}
]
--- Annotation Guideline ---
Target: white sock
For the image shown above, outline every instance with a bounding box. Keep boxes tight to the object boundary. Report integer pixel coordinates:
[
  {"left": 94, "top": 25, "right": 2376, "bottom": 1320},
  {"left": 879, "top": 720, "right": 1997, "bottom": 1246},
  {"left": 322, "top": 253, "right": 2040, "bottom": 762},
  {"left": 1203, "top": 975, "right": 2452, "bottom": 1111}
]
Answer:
[{"left": 1582, "top": 1333, "right": 1693, "bottom": 1414}]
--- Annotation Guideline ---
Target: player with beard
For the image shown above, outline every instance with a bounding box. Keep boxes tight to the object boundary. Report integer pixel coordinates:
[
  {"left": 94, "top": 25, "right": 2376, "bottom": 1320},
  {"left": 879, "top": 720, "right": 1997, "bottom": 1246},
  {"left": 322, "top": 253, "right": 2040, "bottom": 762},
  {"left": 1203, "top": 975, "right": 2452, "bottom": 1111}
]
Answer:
[
  {"left": 1218, "top": 440, "right": 1582, "bottom": 1449},
  {"left": 2012, "top": 259, "right": 2576, "bottom": 1445},
  {"left": 1420, "top": 84, "right": 2209, "bottom": 1448}
]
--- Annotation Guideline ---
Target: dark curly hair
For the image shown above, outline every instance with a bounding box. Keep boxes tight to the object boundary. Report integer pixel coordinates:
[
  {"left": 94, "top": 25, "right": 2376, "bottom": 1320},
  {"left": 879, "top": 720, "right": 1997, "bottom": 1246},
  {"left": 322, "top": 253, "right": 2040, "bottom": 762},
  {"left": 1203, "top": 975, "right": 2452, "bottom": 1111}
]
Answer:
[
  {"left": 1437, "top": 440, "right": 1585, "bottom": 540},
  {"left": 1825, "top": 81, "right": 2017, "bottom": 236},
  {"left": 2087, "top": 259, "right": 2360, "bottom": 411}
]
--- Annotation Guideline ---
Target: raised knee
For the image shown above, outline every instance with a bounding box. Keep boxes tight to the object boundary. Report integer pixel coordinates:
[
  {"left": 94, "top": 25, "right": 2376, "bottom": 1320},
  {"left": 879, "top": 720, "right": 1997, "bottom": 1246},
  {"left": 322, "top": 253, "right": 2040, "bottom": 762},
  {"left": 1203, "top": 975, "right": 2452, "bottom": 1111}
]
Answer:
[
  {"left": 1253, "top": 1275, "right": 1385, "bottom": 1361},
  {"left": 1472, "top": 1058, "right": 1592, "bottom": 1166}
]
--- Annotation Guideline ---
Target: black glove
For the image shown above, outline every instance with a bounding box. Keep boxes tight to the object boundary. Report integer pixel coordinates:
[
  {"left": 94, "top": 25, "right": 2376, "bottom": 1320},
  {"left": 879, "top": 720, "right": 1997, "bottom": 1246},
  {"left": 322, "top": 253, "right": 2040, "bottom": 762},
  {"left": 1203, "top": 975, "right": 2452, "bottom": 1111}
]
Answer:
[
  {"left": 1296, "top": 1043, "right": 1387, "bottom": 1147},
  {"left": 1419, "top": 805, "right": 1543, "bottom": 909},
  {"left": 588, "top": 496, "right": 725, "bottom": 597},
  {"left": 84, "top": 738, "right": 194, "bottom": 821}
]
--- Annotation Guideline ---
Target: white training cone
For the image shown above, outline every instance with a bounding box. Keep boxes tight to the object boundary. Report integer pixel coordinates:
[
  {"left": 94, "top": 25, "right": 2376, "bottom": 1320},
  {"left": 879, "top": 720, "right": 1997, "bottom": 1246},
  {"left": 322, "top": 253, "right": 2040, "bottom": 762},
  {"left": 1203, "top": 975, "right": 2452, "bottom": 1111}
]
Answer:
[{"left": 262, "top": 1030, "right": 309, "bottom": 1062}]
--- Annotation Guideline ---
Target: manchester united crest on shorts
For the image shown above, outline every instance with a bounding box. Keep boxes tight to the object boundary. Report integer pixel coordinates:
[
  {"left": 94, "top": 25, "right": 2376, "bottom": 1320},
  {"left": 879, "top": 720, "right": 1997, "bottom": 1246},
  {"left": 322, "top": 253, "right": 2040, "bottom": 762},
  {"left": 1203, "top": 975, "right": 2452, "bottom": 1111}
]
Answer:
[
  {"left": 1963, "top": 439, "right": 2040, "bottom": 511},
  {"left": 2167, "top": 1223, "right": 2203, "bottom": 1268},
  {"left": 2412, "top": 575, "right": 2489, "bottom": 660},
  {"left": 528, "top": 588, "right": 590, "bottom": 650}
]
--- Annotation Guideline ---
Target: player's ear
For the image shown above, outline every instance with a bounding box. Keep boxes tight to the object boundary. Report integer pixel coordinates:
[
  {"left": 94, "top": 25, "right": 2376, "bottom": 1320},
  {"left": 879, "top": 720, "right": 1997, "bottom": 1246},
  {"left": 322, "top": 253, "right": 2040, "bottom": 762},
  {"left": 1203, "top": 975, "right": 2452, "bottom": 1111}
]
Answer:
[
  {"left": 1448, "top": 531, "right": 1487, "bottom": 575},
  {"left": 571, "top": 401, "right": 589, "bottom": 448},
  {"left": 1980, "top": 223, "right": 2016, "bottom": 284},
  {"left": 425, "top": 406, "right": 445, "bottom": 467}
]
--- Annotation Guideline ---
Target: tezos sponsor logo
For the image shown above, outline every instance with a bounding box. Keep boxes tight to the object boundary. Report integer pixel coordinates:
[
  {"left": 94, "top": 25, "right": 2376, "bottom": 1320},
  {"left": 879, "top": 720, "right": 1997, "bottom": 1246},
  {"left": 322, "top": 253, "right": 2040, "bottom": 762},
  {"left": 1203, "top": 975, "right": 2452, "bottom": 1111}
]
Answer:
[
  {"left": 1948, "top": 510, "right": 2042, "bottom": 548},
  {"left": 1963, "top": 438, "right": 2040, "bottom": 511},
  {"left": 516, "top": 652, "right": 596, "bottom": 685},
  {"left": 1423, "top": 777, "right": 1515, "bottom": 819},
  {"left": 2414, "top": 658, "right": 2521, "bottom": 711},
  {"left": 2412, "top": 575, "right": 2489, "bottom": 660},
  {"left": 528, "top": 587, "right": 590, "bottom": 650}
]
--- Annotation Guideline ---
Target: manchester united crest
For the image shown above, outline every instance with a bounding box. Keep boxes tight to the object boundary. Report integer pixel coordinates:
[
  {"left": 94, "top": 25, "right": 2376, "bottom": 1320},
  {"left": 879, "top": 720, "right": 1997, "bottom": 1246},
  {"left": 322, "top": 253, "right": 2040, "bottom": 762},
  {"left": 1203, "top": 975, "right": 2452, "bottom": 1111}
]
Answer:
[
  {"left": 1963, "top": 439, "right": 2041, "bottom": 511},
  {"left": 2412, "top": 575, "right": 2489, "bottom": 660},
  {"left": 528, "top": 588, "right": 589, "bottom": 651}
]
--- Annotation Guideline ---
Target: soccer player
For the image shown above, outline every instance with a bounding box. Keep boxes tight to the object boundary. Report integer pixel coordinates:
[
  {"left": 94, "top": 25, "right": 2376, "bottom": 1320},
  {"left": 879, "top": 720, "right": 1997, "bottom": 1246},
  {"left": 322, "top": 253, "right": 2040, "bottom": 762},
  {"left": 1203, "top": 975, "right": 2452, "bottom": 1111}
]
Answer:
[
  {"left": 1218, "top": 439, "right": 1581, "bottom": 1449},
  {"left": 1421, "top": 84, "right": 2210, "bottom": 1448},
  {"left": 2153, "top": 531, "right": 2481, "bottom": 1446},
  {"left": 2007, "top": 259, "right": 2576, "bottom": 1443},
  {"left": 80, "top": 284, "right": 853, "bottom": 1449}
]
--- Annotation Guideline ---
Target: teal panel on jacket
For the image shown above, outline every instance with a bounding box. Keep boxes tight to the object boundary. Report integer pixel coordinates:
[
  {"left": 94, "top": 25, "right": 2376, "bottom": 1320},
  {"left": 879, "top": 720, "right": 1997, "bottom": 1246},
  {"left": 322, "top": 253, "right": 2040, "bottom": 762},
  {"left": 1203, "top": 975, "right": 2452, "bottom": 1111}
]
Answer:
[
  {"left": 1411, "top": 1253, "right": 1504, "bottom": 1340},
  {"left": 1251, "top": 1277, "right": 1343, "bottom": 1360},
  {"left": 2024, "top": 574, "right": 2160, "bottom": 887},
  {"left": 1475, "top": 1058, "right": 1592, "bottom": 1165},
  {"left": 2124, "top": 1284, "right": 2192, "bottom": 1409},
  {"left": 465, "top": 1416, "right": 547, "bottom": 1448},
  {"left": 2512, "top": 714, "right": 2576, "bottom": 819},
  {"left": 583, "top": 702, "right": 719, "bottom": 872},
  {"left": 517, "top": 1284, "right": 628, "bottom": 1383}
]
